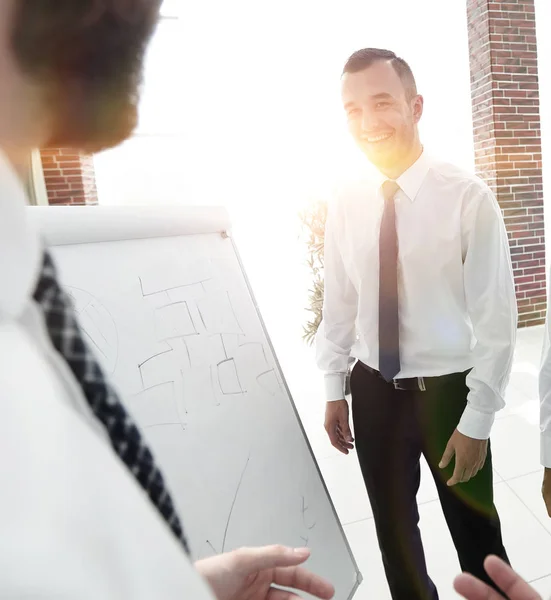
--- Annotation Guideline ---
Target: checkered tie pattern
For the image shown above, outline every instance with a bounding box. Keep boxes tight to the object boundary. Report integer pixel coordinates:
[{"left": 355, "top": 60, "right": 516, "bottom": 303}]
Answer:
[{"left": 33, "top": 251, "right": 190, "bottom": 555}]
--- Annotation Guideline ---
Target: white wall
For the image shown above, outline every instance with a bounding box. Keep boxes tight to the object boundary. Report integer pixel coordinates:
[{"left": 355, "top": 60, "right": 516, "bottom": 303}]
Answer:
[
  {"left": 94, "top": 0, "right": 475, "bottom": 211},
  {"left": 93, "top": 0, "right": 475, "bottom": 341}
]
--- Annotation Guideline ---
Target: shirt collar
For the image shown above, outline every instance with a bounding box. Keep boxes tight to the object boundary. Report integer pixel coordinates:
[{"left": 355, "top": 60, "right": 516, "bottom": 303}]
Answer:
[
  {"left": 0, "top": 148, "right": 41, "bottom": 320},
  {"left": 375, "top": 150, "right": 432, "bottom": 202}
]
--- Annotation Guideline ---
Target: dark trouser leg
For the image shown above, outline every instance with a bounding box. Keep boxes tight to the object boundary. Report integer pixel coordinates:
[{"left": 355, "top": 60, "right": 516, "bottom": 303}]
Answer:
[
  {"left": 419, "top": 372, "right": 509, "bottom": 589},
  {"left": 350, "top": 365, "right": 438, "bottom": 600}
]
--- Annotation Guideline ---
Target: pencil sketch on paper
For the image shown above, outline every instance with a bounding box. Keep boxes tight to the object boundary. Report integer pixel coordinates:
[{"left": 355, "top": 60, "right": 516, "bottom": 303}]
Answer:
[
  {"left": 206, "top": 454, "right": 251, "bottom": 554},
  {"left": 138, "top": 276, "right": 211, "bottom": 299},
  {"left": 256, "top": 369, "right": 280, "bottom": 396},
  {"left": 66, "top": 286, "right": 119, "bottom": 374},
  {"left": 238, "top": 341, "right": 269, "bottom": 367},
  {"left": 155, "top": 300, "right": 198, "bottom": 341},
  {"left": 299, "top": 495, "right": 317, "bottom": 547},
  {"left": 138, "top": 348, "right": 174, "bottom": 388},
  {"left": 197, "top": 291, "right": 244, "bottom": 336},
  {"left": 217, "top": 358, "right": 247, "bottom": 396},
  {"left": 130, "top": 380, "right": 184, "bottom": 429}
]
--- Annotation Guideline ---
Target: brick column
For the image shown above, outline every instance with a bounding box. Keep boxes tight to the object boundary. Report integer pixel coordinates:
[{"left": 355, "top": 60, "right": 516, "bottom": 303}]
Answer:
[
  {"left": 40, "top": 149, "right": 98, "bottom": 206},
  {"left": 467, "top": 0, "right": 546, "bottom": 327}
]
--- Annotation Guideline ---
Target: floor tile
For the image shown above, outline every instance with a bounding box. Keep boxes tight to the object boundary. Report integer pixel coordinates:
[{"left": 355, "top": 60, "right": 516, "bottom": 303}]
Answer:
[
  {"left": 419, "top": 500, "right": 462, "bottom": 599},
  {"left": 343, "top": 519, "right": 392, "bottom": 600},
  {"left": 530, "top": 574, "right": 551, "bottom": 598},
  {"left": 319, "top": 453, "right": 372, "bottom": 525},
  {"left": 507, "top": 470, "right": 551, "bottom": 534},
  {"left": 491, "top": 415, "right": 541, "bottom": 480},
  {"left": 495, "top": 482, "right": 551, "bottom": 582}
]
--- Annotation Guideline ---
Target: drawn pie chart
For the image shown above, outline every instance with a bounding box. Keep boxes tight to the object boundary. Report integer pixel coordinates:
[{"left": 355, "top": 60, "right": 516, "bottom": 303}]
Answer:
[{"left": 65, "top": 286, "right": 119, "bottom": 374}]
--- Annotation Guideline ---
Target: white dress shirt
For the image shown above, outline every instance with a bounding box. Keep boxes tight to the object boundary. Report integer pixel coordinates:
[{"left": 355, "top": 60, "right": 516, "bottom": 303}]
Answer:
[
  {"left": 0, "top": 149, "right": 215, "bottom": 599},
  {"left": 539, "top": 310, "right": 551, "bottom": 467},
  {"left": 316, "top": 151, "right": 517, "bottom": 440}
]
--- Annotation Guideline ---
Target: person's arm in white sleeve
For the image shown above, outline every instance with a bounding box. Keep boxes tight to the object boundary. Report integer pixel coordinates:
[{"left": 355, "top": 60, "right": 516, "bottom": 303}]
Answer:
[
  {"left": 539, "top": 308, "right": 551, "bottom": 468},
  {"left": 315, "top": 199, "right": 359, "bottom": 402},
  {"left": 458, "top": 184, "right": 517, "bottom": 440},
  {"left": 539, "top": 308, "right": 551, "bottom": 518}
]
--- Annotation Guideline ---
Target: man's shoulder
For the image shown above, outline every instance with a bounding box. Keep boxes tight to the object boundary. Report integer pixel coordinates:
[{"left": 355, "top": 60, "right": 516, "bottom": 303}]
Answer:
[{"left": 428, "top": 158, "right": 492, "bottom": 197}]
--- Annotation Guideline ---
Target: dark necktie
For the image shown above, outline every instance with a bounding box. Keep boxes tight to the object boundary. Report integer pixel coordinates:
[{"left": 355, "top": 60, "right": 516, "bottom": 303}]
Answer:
[
  {"left": 379, "top": 180, "right": 401, "bottom": 382},
  {"left": 33, "top": 251, "right": 190, "bottom": 554}
]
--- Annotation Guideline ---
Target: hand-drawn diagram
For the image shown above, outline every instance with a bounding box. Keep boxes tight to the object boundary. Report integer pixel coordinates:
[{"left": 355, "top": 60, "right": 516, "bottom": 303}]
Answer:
[
  {"left": 133, "top": 346, "right": 188, "bottom": 425},
  {"left": 155, "top": 301, "right": 198, "bottom": 340},
  {"left": 217, "top": 358, "right": 246, "bottom": 395},
  {"left": 300, "top": 495, "right": 317, "bottom": 547},
  {"left": 206, "top": 453, "right": 251, "bottom": 554},
  {"left": 130, "top": 271, "right": 286, "bottom": 442},
  {"left": 131, "top": 381, "right": 184, "bottom": 430},
  {"left": 237, "top": 341, "right": 283, "bottom": 397},
  {"left": 138, "top": 275, "right": 211, "bottom": 299},
  {"left": 256, "top": 369, "right": 279, "bottom": 396},
  {"left": 197, "top": 291, "right": 244, "bottom": 335},
  {"left": 66, "top": 286, "right": 119, "bottom": 374}
]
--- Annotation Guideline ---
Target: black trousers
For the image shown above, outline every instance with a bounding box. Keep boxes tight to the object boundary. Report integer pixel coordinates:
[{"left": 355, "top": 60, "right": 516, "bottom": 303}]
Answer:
[{"left": 350, "top": 364, "right": 509, "bottom": 600}]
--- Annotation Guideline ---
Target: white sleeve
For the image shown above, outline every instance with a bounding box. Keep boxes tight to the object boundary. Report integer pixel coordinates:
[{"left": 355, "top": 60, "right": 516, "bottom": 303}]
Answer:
[
  {"left": 458, "top": 186, "right": 517, "bottom": 440},
  {"left": 539, "top": 307, "right": 551, "bottom": 467},
  {"left": 315, "top": 201, "right": 358, "bottom": 402}
]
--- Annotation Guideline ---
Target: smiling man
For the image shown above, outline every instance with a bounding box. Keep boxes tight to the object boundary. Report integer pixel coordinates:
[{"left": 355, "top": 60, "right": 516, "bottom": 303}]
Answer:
[{"left": 316, "top": 48, "right": 518, "bottom": 599}]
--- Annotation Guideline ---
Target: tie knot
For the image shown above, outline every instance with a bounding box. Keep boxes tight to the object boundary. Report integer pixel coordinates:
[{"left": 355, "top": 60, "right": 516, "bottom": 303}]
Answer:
[{"left": 382, "top": 180, "right": 400, "bottom": 203}]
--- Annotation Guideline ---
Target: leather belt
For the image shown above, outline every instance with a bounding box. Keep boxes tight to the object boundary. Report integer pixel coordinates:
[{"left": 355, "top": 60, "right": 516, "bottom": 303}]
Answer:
[{"left": 358, "top": 362, "right": 431, "bottom": 391}]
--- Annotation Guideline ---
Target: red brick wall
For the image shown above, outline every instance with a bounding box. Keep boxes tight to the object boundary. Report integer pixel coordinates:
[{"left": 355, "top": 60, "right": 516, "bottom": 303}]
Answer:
[
  {"left": 40, "top": 149, "right": 98, "bottom": 206},
  {"left": 467, "top": 0, "right": 546, "bottom": 327}
]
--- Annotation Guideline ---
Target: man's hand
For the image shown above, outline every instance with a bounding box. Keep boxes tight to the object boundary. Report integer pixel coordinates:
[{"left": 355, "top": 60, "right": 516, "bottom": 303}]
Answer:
[
  {"left": 195, "top": 545, "right": 335, "bottom": 600},
  {"left": 542, "top": 468, "right": 551, "bottom": 518},
  {"left": 324, "top": 400, "right": 354, "bottom": 454},
  {"left": 454, "top": 555, "right": 541, "bottom": 599},
  {"left": 439, "top": 429, "right": 488, "bottom": 486}
]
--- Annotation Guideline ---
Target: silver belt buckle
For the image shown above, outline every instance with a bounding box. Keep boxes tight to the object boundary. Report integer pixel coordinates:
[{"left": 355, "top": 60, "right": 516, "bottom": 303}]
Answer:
[{"left": 392, "top": 377, "right": 426, "bottom": 391}]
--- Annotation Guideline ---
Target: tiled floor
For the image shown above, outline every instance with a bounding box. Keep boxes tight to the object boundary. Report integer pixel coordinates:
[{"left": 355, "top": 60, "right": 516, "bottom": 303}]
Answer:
[{"left": 278, "top": 324, "right": 551, "bottom": 600}]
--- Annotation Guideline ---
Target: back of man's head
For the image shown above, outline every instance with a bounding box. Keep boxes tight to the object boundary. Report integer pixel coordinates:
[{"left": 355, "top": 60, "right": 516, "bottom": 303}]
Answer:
[{"left": 0, "top": 0, "right": 162, "bottom": 156}]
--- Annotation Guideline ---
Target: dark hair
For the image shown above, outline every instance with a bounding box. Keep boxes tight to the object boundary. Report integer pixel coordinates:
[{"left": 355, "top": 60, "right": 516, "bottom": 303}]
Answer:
[
  {"left": 11, "top": 0, "right": 163, "bottom": 152},
  {"left": 343, "top": 48, "right": 417, "bottom": 99}
]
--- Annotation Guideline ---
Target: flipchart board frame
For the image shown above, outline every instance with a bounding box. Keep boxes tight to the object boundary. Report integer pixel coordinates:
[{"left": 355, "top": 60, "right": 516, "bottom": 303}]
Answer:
[{"left": 28, "top": 205, "right": 362, "bottom": 600}]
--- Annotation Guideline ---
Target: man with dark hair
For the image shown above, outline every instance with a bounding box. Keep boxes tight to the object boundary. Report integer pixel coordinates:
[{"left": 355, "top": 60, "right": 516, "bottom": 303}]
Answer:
[
  {"left": 317, "top": 48, "right": 517, "bottom": 599},
  {"left": 0, "top": 2, "right": 336, "bottom": 599}
]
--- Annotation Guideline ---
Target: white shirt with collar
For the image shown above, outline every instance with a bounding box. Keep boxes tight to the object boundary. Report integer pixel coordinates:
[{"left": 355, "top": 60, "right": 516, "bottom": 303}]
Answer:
[
  {"left": 316, "top": 151, "right": 517, "bottom": 440},
  {"left": 0, "top": 149, "right": 214, "bottom": 599}
]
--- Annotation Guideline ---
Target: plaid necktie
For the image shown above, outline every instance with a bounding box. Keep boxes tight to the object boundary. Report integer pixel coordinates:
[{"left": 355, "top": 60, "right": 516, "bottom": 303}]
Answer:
[
  {"left": 379, "top": 180, "right": 401, "bottom": 382},
  {"left": 33, "top": 251, "right": 190, "bottom": 554}
]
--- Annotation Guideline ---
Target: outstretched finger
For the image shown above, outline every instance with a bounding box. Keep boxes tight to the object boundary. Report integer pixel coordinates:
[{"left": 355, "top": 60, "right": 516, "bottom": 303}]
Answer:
[
  {"left": 274, "top": 566, "right": 335, "bottom": 599},
  {"left": 483, "top": 556, "right": 541, "bottom": 600},
  {"left": 454, "top": 572, "right": 504, "bottom": 600},
  {"left": 233, "top": 546, "right": 311, "bottom": 574}
]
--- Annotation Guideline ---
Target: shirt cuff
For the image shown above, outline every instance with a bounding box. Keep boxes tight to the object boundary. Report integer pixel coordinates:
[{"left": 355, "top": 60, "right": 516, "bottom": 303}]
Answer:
[
  {"left": 541, "top": 434, "right": 551, "bottom": 468},
  {"left": 457, "top": 405, "right": 495, "bottom": 440},
  {"left": 324, "top": 372, "right": 346, "bottom": 402}
]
